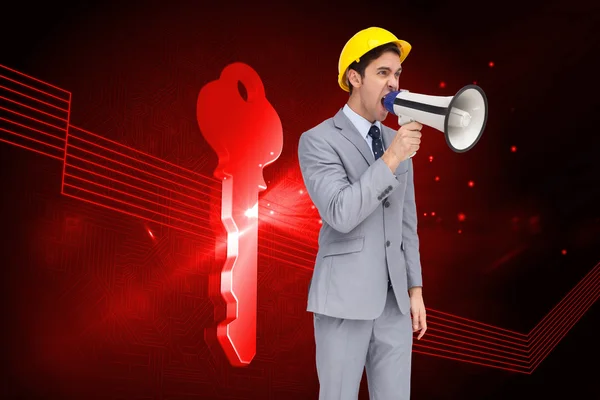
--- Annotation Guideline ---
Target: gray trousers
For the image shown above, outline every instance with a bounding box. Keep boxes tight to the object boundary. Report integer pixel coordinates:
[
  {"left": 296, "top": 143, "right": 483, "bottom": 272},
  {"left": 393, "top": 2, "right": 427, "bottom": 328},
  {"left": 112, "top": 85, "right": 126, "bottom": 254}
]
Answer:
[{"left": 313, "top": 287, "right": 413, "bottom": 400}]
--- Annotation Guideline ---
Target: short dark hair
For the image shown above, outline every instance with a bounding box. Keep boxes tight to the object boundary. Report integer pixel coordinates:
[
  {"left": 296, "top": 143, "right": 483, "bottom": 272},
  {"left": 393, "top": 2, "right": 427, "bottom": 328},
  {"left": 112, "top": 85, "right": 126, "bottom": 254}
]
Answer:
[{"left": 347, "top": 43, "right": 401, "bottom": 94}]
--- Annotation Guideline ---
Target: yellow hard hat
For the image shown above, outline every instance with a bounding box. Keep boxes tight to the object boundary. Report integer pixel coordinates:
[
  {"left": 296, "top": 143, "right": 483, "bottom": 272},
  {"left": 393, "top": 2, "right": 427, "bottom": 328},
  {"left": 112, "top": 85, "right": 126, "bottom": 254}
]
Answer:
[{"left": 338, "top": 27, "right": 412, "bottom": 92}]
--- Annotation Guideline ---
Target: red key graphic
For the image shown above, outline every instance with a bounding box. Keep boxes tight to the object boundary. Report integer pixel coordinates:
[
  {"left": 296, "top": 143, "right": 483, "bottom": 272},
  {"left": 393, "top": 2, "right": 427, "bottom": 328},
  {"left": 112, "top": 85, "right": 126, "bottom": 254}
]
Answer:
[{"left": 197, "top": 63, "right": 283, "bottom": 366}]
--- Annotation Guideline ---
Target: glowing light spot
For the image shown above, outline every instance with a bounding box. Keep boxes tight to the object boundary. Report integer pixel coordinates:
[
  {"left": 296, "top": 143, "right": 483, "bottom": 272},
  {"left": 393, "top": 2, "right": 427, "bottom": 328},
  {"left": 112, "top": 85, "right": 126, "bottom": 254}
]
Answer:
[
  {"left": 147, "top": 229, "right": 154, "bottom": 239},
  {"left": 258, "top": 163, "right": 262, "bottom": 167},
  {"left": 511, "top": 146, "right": 517, "bottom": 153},
  {"left": 458, "top": 213, "right": 466, "bottom": 222},
  {"left": 435, "top": 176, "right": 440, "bottom": 182},
  {"left": 473, "top": 80, "right": 477, "bottom": 85},
  {"left": 245, "top": 203, "right": 258, "bottom": 218},
  {"left": 439, "top": 81, "right": 446, "bottom": 88},
  {"left": 429, "top": 156, "right": 434, "bottom": 162},
  {"left": 311, "top": 205, "right": 315, "bottom": 209},
  {"left": 431, "top": 212, "right": 436, "bottom": 217},
  {"left": 299, "top": 190, "right": 304, "bottom": 194},
  {"left": 269, "top": 210, "right": 274, "bottom": 215},
  {"left": 318, "top": 219, "right": 322, "bottom": 224},
  {"left": 270, "top": 151, "right": 274, "bottom": 155},
  {"left": 489, "top": 61, "right": 495, "bottom": 67},
  {"left": 458, "top": 229, "right": 462, "bottom": 234},
  {"left": 561, "top": 249, "right": 567, "bottom": 255},
  {"left": 468, "top": 180, "right": 475, "bottom": 188},
  {"left": 424, "top": 212, "right": 428, "bottom": 217}
]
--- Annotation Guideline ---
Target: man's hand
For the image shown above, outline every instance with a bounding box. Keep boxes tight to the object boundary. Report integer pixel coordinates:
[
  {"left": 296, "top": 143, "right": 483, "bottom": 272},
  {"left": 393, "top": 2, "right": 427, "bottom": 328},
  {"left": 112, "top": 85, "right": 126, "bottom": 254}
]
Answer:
[
  {"left": 381, "top": 121, "right": 423, "bottom": 172},
  {"left": 409, "top": 287, "right": 427, "bottom": 340}
]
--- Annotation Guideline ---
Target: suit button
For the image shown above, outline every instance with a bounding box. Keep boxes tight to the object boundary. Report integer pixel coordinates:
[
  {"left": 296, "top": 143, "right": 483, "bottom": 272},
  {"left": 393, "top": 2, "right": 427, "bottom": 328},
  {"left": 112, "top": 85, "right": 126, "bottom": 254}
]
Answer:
[
  {"left": 387, "top": 185, "right": 393, "bottom": 191},
  {"left": 386, "top": 240, "right": 391, "bottom": 247},
  {"left": 384, "top": 201, "right": 390, "bottom": 208},
  {"left": 377, "top": 195, "right": 382, "bottom": 200}
]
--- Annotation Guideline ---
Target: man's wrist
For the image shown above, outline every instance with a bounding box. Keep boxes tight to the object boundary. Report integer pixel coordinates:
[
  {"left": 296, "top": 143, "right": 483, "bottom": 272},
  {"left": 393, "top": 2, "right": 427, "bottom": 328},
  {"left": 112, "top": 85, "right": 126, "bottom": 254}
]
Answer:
[
  {"left": 408, "top": 286, "right": 423, "bottom": 297},
  {"left": 381, "top": 149, "right": 401, "bottom": 172}
]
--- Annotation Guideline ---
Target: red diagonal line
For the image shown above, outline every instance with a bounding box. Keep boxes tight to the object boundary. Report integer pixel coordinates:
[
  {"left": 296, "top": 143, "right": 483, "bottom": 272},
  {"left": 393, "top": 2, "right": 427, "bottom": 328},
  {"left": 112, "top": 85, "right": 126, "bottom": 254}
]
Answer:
[
  {"left": 426, "top": 313, "right": 528, "bottom": 343},
  {"left": 424, "top": 332, "right": 529, "bottom": 360},
  {"left": 0, "top": 95, "right": 68, "bottom": 123},
  {"left": 0, "top": 64, "right": 70, "bottom": 95},
  {"left": 418, "top": 336, "right": 529, "bottom": 365},
  {"left": 0, "top": 73, "right": 70, "bottom": 102},
  {"left": 0, "top": 116, "right": 66, "bottom": 144},
  {"left": 66, "top": 163, "right": 211, "bottom": 213},
  {"left": 69, "top": 133, "right": 217, "bottom": 193},
  {"left": 413, "top": 342, "right": 529, "bottom": 371},
  {"left": 0, "top": 84, "right": 69, "bottom": 113},
  {"left": 527, "top": 265, "right": 599, "bottom": 362},
  {"left": 64, "top": 173, "right": 208, "bottom": 222},
  {"left": 67, "top": 144, "right": 221, "bottom": 202},
  {"left": 0, "top": 104, "right": 67, "bottom": 133},
  {"left": 528, "top": 283, "right": 599, "bottom": 371},
  {"left": 0, "top": 127, "right": 65, "bottom": 152},
  {"left": 426, "top": 326, "right": 528, "bottom": 354},
  {"left": 528, "top": 262, "right": 599, "bottom": 340},
  {"left": 63, "top": 183, "right": 209, "bottom": 231},
  {"left": 66, "top": 154, "right": 213, "bottom": 209},
  {"left": 529, "top": 283, "right": 599, "bottom": 372},
  {"left": 428, "top": 307, "right": 528, "bottom": 339},
  {"left": 0, "top": 137, "right": 63, "bottom": 160},
  {"left": 412, "top": 348, "right": 528, "bottom": 374},
  {"left": 61, "top": 190, "right": 218, "bottom": 242},
  {"left": 69, "top": 125, "right": 218, "bottom": 183},
  {"left": 426, "top": 321, "right": 528, "bottom": 349}
]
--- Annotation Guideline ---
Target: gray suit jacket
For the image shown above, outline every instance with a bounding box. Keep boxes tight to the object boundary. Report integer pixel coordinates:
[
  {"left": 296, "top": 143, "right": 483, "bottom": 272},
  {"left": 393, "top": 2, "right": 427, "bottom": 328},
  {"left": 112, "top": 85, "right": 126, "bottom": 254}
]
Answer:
[{"left": 298, "top": 109, "right": 423, "bottom": 320}]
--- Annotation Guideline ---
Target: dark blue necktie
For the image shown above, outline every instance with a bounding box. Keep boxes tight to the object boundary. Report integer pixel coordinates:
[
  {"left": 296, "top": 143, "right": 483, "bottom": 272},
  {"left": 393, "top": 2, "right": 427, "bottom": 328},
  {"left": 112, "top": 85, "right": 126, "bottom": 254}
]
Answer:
[{"left": 368, "top": 125, "right": 384, "bottom": 160}]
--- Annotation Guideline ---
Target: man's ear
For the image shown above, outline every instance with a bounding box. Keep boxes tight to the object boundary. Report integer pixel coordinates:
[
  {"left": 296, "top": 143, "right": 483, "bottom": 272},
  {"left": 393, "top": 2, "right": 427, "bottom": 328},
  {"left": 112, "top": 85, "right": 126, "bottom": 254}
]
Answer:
[{"left": 347, "top": 69, "right": 362, "bottom": 89}]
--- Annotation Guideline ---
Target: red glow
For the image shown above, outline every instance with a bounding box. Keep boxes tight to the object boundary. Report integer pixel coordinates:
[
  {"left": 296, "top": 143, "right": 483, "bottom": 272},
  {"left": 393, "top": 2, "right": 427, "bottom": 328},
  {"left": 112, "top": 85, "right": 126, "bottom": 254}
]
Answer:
[
  {"left": 431, "top": 212, "right": 436, "bottom": 217},
  {"left": 511, "top": 145, "right": 517, "bottom": 153},
  {"left": 435, "top": 176, "right": 440, "bottom": 182},
  {"left": 2, "top": 62, "right": 598, "bottom": 375},
  {"left": 468, "top": 180, "right": 475, "bottom": 188},
  {"left": 489, "top": 61, "right": 495, "bottom": 67},
  {"left": 458, "top": 213, "right": 466, "bottom": 222},
  {"left": 439, "top": 81, "right": 446, "bottom": 88},
  {"left": 561, "top": 249, "right": 567, "bottom": 255},
  {"left": 429, "top": 155, "right": 434, "bottom": 162}
]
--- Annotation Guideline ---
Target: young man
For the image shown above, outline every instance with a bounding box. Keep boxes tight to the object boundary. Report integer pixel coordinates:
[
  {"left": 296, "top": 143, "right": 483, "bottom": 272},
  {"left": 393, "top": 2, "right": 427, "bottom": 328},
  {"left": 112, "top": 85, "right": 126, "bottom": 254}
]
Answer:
[{"left": 297, "top": 27, "right": 427, "bottom": 399}]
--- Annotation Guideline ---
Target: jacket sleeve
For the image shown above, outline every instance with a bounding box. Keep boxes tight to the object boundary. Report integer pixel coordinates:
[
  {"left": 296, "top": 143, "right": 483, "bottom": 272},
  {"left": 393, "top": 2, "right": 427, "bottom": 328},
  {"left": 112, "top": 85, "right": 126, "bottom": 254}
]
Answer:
[
  {"left": 298, "top": 130, "right": 400, "bottom": 234},
  {"left": 402, "top": 158, "right": 423, "bottom": 288}
]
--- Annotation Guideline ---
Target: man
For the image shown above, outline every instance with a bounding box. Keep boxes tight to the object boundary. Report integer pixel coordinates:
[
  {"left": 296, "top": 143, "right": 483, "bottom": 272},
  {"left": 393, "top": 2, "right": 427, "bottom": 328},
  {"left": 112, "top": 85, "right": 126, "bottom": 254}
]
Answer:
[{"left": 297, "top": 27, "right": 427, "bottom": 400}]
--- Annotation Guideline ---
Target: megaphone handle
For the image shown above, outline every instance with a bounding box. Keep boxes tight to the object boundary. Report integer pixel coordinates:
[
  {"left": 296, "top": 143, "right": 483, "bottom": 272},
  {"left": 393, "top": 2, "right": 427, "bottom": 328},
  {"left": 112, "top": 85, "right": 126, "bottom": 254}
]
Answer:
[{"left": 398, "top": 115, "right": 417, "bottom": 158}]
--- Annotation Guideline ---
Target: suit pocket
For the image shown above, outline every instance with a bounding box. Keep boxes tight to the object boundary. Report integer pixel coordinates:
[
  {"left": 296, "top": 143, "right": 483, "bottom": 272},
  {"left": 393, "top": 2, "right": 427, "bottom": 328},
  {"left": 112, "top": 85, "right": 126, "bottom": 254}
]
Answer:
[{"left": 321, "top": 236, "right": 364, "bottom": 257}]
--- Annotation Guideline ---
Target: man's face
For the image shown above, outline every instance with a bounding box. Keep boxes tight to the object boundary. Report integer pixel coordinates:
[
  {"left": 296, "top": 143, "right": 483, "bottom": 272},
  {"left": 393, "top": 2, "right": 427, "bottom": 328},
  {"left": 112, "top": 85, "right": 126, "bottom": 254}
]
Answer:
[{"left": 350, "top": 50, "right": 402, "bottom": 123}]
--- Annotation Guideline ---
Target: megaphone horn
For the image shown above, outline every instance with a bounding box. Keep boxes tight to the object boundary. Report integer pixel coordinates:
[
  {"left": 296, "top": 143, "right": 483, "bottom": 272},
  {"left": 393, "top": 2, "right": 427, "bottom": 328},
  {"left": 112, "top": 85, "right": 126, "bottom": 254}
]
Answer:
[{"left": 383, "top": 84, "right": 488, "bottom": 153}]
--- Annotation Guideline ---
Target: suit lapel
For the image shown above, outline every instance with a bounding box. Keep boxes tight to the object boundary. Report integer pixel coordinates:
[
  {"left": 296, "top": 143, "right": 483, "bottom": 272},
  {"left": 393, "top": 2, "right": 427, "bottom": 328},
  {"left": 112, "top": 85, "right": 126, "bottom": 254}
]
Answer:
[{"left": 333, "top": 109, "right": 375, "bottom": 166}]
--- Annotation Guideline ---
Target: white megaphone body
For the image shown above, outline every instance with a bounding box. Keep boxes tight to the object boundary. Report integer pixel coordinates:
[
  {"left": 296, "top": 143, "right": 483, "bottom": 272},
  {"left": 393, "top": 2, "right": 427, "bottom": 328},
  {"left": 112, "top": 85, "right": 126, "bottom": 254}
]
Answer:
[{"left": 383, "top": 84, "right": 488, "bottom": 155}]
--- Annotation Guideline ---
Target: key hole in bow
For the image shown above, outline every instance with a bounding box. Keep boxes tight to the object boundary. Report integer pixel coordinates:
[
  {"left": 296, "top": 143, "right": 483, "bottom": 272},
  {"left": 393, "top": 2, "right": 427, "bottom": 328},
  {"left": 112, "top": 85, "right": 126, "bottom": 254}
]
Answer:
[{"left": 237, "top": 81, "right": 248, "bottom": 102}]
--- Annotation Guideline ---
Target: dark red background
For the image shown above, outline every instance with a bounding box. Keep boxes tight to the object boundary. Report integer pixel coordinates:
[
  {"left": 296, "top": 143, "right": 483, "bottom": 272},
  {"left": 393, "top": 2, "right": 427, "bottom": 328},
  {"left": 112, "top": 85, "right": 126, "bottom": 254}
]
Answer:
[{"left": 1, "top": 0, "right": 599, "bottom": 398}]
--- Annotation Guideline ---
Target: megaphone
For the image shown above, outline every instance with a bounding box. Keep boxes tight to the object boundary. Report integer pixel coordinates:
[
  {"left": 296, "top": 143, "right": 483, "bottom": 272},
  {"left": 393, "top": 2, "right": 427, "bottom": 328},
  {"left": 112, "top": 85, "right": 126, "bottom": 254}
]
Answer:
[{"left": 383, "top": 84, "right": 488, "bottom": 154}]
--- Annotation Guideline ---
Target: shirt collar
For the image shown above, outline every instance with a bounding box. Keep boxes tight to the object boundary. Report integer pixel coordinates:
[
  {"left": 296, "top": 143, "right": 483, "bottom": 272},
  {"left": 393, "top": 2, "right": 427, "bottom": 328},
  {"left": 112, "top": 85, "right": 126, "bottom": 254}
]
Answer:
[{"left": 342, "top": 104, "right": 382, "bottom": 140}]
